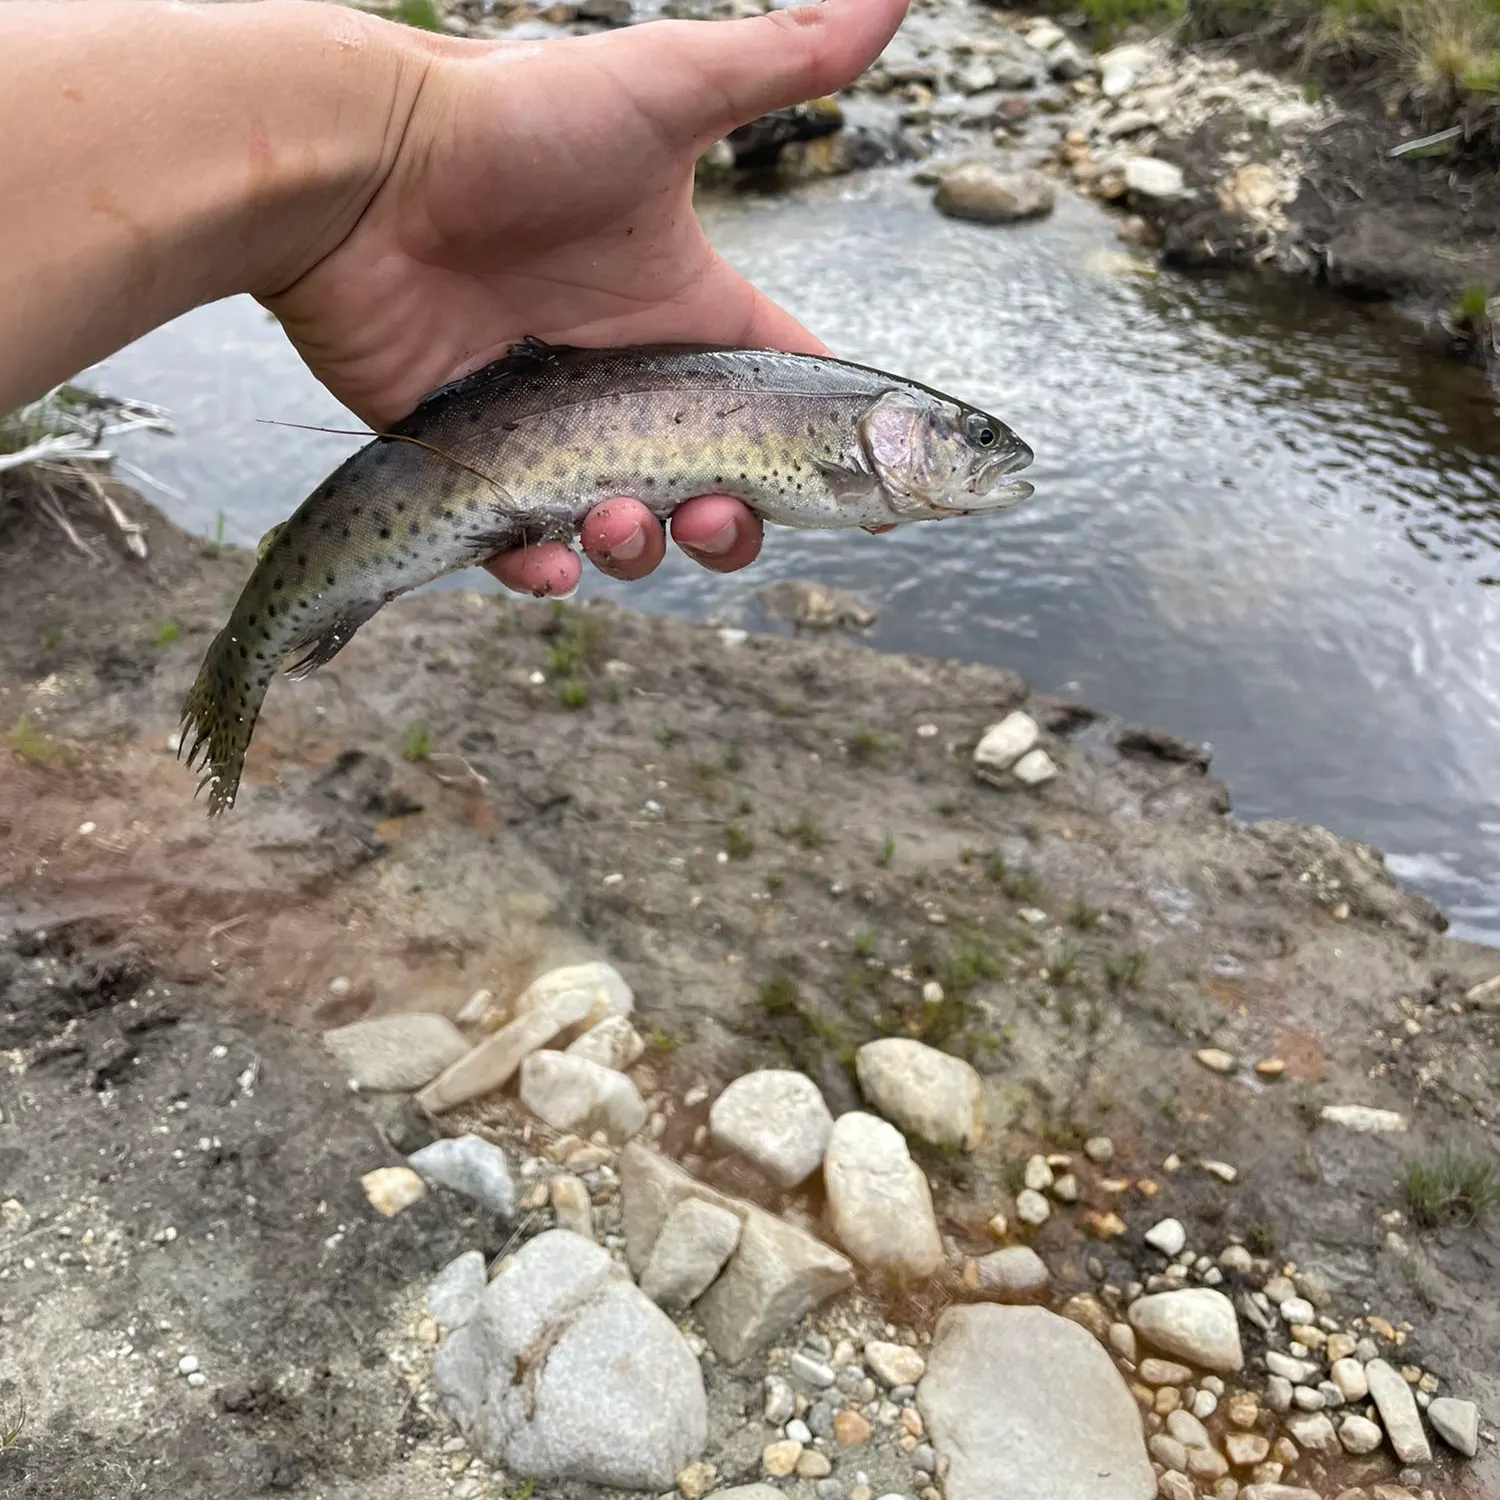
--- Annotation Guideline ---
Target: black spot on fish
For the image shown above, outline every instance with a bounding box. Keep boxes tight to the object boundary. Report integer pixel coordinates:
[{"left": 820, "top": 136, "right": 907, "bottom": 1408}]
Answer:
[
  {"left": 379, "top": 527, "right": 392, "bottom": 540},
  {"left": 373, "top": 448, "right": 391, "bottom": 467},
  {"left": 409, "top": 522, "right": 421, "bottom": 537},
  {"left": 325, "top": 573, "right": 336, "bottom": 586},
  {"left": 266, "top": 604, "right": 277, "bottom": 619},
  {"left": 247, "top": 614, "right": 258, "bottom": 626},
  {"left": 341, "top": 527, "right": 351, "bottom": 540},
  {"left": 272, "top": 578, "right": 283, "bottom": 591},
  {"left": 296, "top": 553, "right": 307, "bottom": 567}
]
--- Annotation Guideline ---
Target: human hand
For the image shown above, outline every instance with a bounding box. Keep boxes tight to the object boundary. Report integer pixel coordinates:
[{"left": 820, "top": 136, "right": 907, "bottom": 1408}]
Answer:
[{"left": 264, "top": 0, "right": 908, "bottom": 596}]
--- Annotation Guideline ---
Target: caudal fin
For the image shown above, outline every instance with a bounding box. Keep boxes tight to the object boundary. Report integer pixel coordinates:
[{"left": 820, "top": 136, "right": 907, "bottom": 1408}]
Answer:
[{"left": 178, "top": 625, "right": 270, "bottom": 817}]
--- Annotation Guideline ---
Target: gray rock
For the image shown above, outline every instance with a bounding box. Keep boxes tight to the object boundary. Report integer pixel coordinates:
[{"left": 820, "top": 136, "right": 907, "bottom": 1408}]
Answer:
[
  {"left": 715, "top": 1489, "right": 787, "bottom": 1500},
  {"left": 970, "top": 1246, "right": 1050, "bottom": 1299},
  {"left": 1283, "top": 1410, "right": 1338, "bottom": 1453},
  {"left": 708, "top": 1070, "right": 833, "bottom": 1187},
  {"left": 973, "top": 711, "right": 1039, "bottom": 775},
  {"left": 917, "top": 1305, "right": 1154, "bottom": 1500},
  {"left": 418, "top": 989, "right": 595, "bottom": 1114},
  {"left": 824, "top": 1112, "right": 943, "bottom": 1279},
  {"left": 1366, "top": 1358, "right": 1432, "bottom": 1463},
  {"left": 1144, "top": 1218, "right": 1187, "bottom": 1256},
  {"left": 1329, "top": 1357, "right": 1368, "bottom": 1401},
  {"left": 1265, "top": 1351, "right": 1319, "bottom": 1384},
  {"left": 408, "top": 1134, "right": 516, "bottom": 1217},
  {"left": 865, "top": 1340, "right": 925, "bottom": 1387},
  {"left": 855, "top": 1038, "right": 986, "bottom": 1150},
  {"left": 639, "top": 1197, "right": 741, "bottom": 1310},
  {"left": 1338, "top": 1414, "right": 1384, "bottom": 1455},
  {"left": 515, "top": 960, "right": 633, "bottom": 1031},
  {"left": 1106, "top": 110, "right": 1155, "bottom": 139},
  {"left": 1012, "top": 748, "right": 1059, "bottom": 786},
  {"left": 1239, "top": 1488, "right": 1321, "bottom": 1500},
  {"left": 1319, "top": 1103, "right": 1407, "bottom": 1132},
  {"left": 1024, "top": 19, "right": 1066, "bottom": 50},
  {"left": 519, "top": 1051, "right": 647, "bottom": 1143},
  {"left": 764, "top": 1375, "right": 795, "bottom": 1424},
  {"left": 1015, "top": 1188, "right": 1051, "bottom": 1225},
  {"left": 429, "top": 1249, "right": 488, "bottom": 1331},
  {"left": 936, "top": 163, "right": 1055, "bottom": 224},
  {"left": 1127, "top": 1289, "right": 1243, "bottom": 1372},
  {"left": 431, "top": 1230, "right": 705, "bottom": 1489},
  {"left": 1099, "top": 43, "right": 1151, "bottom": 98},
  {"left": 1123, "top": 157, "right": 1185, "bottom": 202},
  {"left": 1428, "top": 1395, "right": 1479, "bottom": 1457},
  {"left": 324, "top": 1013, "right": 469, "bottom": 1092},
  {"left": 565, "top": 1015, "right": 645, "bottom": 1071},
  {"left": 1047, "top": 41, "right": 1089, "bottom": 81}
]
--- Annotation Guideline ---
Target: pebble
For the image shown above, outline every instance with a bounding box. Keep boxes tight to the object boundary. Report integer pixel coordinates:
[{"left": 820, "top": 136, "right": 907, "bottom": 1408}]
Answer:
[
  {"left": 1318, "top": 1104, "right": 1407, "bottom": 1133},
  {"left": 1159, "top": 1472, "right": 1195, "bottom": 1500},
  {"left": 514, "top": 960, "right": 633, "bottom": 1029},
  {"left": 966, "top": 1246, "right": 1050, "bottom": 1300},
  {"left": 1278, "top": 1296, "right": 1314, "bottom": 1325},
  {"left": 519, "top": 1050, "right": 648, "bottom": 1142},
  {"left": 708, "top": 1069, "right": 834, "bottom": 1187},
  {"left": 1265, "top": 1376, "right": 1293, "bottom": 1413},
  {"left": 1427, "top": 1395, "right": 1479, "bottom": 1456},
  {"left": 1128, "top": 1288, "right": 1244, "bottom": 1372},
  {"left": 824, "top": 1113, "right": 943, "bottom": 1278},
  {"left": 177, "top": 1355, "right": 199, "bottom": 1375},
  {"left": 1218, "top": 1244, "right": 1254, "bottom": 1274},
  {"left": 864, "top": 1341, "right": 925, "bottom": 1388},
  {"left": 1145, "top": 1218, "right": 1187, "bottom": 1256},
  {"left": 1365, "top": 1358, "right": 1432, "bottom": 1463},
  {"left": 1253, "top": 1057, "right": 1286, "bottom": 1079},
  {"left": 763, "top": 1439, "right": 803, "bottom": 1477},
  {"left": 677, "top": 1461, "right": 717, "bottom": 1499},
  {"left": 186, "top": 1371, "right": 207, "bottom": 1388},
  {"left": 1139, "top": 1357, "right": 1193, "bottom": 1386},
  {"left": 1285, "top": 1411, "right": 1338, "bottom": 1454},
  {"left": 1150, "top": 1435, "right": 1188, "bottom": 1470},
  {"left": 834, "top": 1410, "right": 872, "bottom": 1446},
  {"left": 1291, "top": 1386, "right": 1324, "bottom": 1412},
  {"left": 1329, "top": 1357, "right": 1367, "bottom": 1401},
  {"left": 1024, "top": 1154, "right": 1054, "bottom": 1191},
  {"left": 799, "top": 1450, "right": 834, "bottom": 1479},
  {"left": 566, "top": 1015, "right": 646, "bottom": 1072},
  {"left": 854, "top": 1039, "right": 985, "bottom": 1151},
  {"left": 1123, "top": 156, "right": 1185, "bottom": 200},
  {"left": 1085, "top": 1136, "right": 1115, "bottom": 1163},
  {"left": 1191, "top": 1389, "right": 1217, "bottom": 1420},
  {"left": 765, "top": 1376, "right": 795, "bottom": 1425},
  {"left": 323, "top": 1013, "right": 470, "bottom": 1092},
  {"left": 1266, "top": 1351, "right": 1318, "bottom": 1384},
  {"left": 1015, "top": 1188, "right": 1051, "bottom": 1226},
  {"left": 408, "top": 1134, "right": 517, "bottom": 1218},
  {"left": 786, "top": 1418, "right": 813, "bottom": 1444},
  {"left": 791, "top": 1352, "right": 837, "bottom": 1389},
  {"left": 1109, "top": 1322, "right": 1138, "bottom": 1361},
  {"left": 973, "top": 711, "right": 1040, "bottom": 774},
  {"left": 1166, "top": 1409, "right": 1210, "bottom": 1449},
  {"left": 1225, "top": 1432, "right": 1269, "bottom": 1466},
  {"left": 1338, "top": 1414, "right": 1384, "bottom": 1455},
  {"left": 1012, "top": 748, "right": 1059, "bottom": 785},
  {"left": 361, "top": 1165, "right": 426, "bottom": 1217}
]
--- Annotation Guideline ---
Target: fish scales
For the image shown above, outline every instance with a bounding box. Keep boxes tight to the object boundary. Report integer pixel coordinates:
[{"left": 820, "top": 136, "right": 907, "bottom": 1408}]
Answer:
[{"left": 179, "top": 338, "right": 1035, "bottom": 815}]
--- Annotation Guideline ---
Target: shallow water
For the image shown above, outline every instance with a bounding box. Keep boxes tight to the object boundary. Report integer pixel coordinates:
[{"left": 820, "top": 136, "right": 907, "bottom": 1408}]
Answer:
[{"left": 85, "top": 172, "right": 1500, "bottom": 940}]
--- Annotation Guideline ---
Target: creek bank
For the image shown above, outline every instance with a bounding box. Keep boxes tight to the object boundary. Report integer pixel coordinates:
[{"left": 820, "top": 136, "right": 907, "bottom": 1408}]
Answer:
[{"left": 3, "top": 492, "right": 1500, "bottom": 1498}]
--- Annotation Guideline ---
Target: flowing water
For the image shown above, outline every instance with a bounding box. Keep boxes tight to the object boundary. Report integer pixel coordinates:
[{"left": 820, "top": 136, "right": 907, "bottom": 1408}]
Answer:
[{"left": 85, "top": 171, "right": 1500, "bottom": 940}]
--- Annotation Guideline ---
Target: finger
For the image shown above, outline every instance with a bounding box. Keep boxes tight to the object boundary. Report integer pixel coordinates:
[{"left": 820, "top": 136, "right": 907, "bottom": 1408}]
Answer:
[
  {"left": 484, "top": 541, "right": 583, "bottom": 597},
  {"left": 671, "top": 494, "right": 764, "bottom": 573},
  {"left": 579, "top": 498, "right": 669, "bottom": 581},
  {"left": 615, "top": 0, "right": 911, "bottom": 145}
]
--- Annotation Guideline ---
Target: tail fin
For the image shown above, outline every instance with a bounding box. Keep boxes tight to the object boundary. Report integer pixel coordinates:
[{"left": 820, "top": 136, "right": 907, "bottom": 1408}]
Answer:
[{"left": 178, "top": 625, "right": 269, "bottom": 817}]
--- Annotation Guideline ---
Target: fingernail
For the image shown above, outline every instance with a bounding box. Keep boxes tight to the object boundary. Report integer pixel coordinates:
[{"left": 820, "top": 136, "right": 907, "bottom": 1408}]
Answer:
[
  {"left": 605, "top": 525, "right": 647, "bottom": 565},
  {"left": 683, "top": 521, "right": 738, "bottom": 558}
]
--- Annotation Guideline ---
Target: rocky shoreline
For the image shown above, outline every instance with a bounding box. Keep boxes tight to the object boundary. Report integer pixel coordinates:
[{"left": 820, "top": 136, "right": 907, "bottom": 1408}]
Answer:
[{"left": 2, "top": 489, "right": 1498, "bottom": 1499}]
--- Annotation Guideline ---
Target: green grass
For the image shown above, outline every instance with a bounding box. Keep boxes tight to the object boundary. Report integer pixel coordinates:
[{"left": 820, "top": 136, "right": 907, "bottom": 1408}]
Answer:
[
  {"left": 1402, "top": 1149, "right": 1500, "bottom": 1228},
  {"left": 389, "top": 0, "right": 443, "bottom": 28},
  {"left": 1067, "top": 899, "right": 1101, "bottom": 931},
  {"left": 1049, "top": 942, "right": 1081, "bottom": 986},
  {"left": 781, "top": 811, "right": 826, "bottom": 850},
  {"left": 759, "top": 971, "right": 801, "bottom": 1017},
  {"left": 6, "top": 715, "right": 57, "bottom": 766},
  {"left": 1456, "top": 283, "right": 1492, "bottom": 324},
  {"left": 38, "top": 624, "right": 62, "bottom": 652},
  {"left": 852, "top": 927, "right": 878, "bottom": 957},
  {"left": 849, "top": 727, "right": 897, "bottom": 763},
  {"left": 655, "top": 724, "right": 682, "bottom": 747},
  {"left": 149, "top": 618, "right": 180, "bottom": 646},
  {"left": 1104, "top": 949, "right": 1148, "bottom": 990},
  {"left": 1243, "top": 1220, "right": 1277, "bottom": 1257},
  {"left": 989, "top": 856, "right": 1043, "bottom": 904},
  {"left": 400, "top": 721, "right": 433, "bottom": 762},
  {"left": 724, "top": 824, "right": 755, "bottom": 859},
  {"left": 645, "top": 1024, "right": 681, "bottom": 1052},
  {"left": 556, "top": 680, "right": 589, "bottom": 710},
  {"left": 723, "top": 739, "right": 745, "bottom": 772},
  {"left": 0, "top": 1393, "right": 25, "bottom": 1450},
  {"left": 876, "top": 834, "right": 896, "bottom": 868},
  {"left": 543, "top": 602, "right": 606, "bottom": 677}
]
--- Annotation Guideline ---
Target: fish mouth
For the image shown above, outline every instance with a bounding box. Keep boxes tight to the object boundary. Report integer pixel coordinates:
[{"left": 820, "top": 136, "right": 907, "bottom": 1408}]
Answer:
[{"left": 947, "top": 437, "right": 1036, "bottom": 513}]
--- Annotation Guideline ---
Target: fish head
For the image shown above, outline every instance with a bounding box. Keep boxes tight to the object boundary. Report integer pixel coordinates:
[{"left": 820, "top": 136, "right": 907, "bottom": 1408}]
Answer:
[{"left": 858, "top": 390, "right": 1035, "bottom": 520}]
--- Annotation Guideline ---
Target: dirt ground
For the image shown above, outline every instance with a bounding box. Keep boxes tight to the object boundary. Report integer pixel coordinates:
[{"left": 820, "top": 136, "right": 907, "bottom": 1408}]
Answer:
[{"left": 2, "top": 490, "right": 1498, "bottom": 1498}]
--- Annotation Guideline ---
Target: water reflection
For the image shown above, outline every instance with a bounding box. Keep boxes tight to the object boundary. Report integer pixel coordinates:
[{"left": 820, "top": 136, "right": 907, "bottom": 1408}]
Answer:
[{"left": 84, "top": 170, "right": 1500, "bottom": 939}]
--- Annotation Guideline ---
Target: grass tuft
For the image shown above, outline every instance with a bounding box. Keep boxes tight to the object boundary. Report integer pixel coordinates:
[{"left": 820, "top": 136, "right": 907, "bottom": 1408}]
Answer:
[
  {"left": 1402, "top": 1148, "right": 1500, "bottom": 1227},
  {"left": 400, "top": 721, "right": 433, "bottom": 762},
  {"left": 7, "top": 715, "right": 57, "bottom": 766},
  {"left": 150, "top": 618, "right": 180, "bottom": 646},
  {"left": 781, "top": 811, "right": 826, "bottom": 850},
  {"left": 724, "top": 824, "right": 755, "bottom": 860}
]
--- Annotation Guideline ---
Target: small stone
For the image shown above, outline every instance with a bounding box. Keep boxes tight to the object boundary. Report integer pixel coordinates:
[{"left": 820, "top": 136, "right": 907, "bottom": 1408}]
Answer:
[
  {"left": 1266, "top": 1352, "right": 1319, "bottom": 1384},
  {"left": 1166, "top": 1409, "right": 1210, "bottom": 1449},
  {"left": 935, "top": 162, "right": 1056, "bottom": 225},
  {"left": 1278, "top": 1296, "right": 1314, "bottom": 1325},
  {"left": 1013, "top": 748, "right": 1059, "bottom": 786},
  {"left": 1060, "top": 1293, "right": 1112, "bottom": 1341},
  {"left": 1151, "top": 1435, "right": 1188, "bottom": 1470},
  {"left": 834, "top": 1409, "right": 872, "bottom": 1445},
  {"left": 987, "top": 1211, "right": 1008, "bottom": 1239},
  {"left": 1265, "top": 1376, "right": 1292, "bottom": 1413},
  {"left": 1253, "top": 1058, "right": 1285, "bottom": 1079},
  {"left": 1240, "top": 1488, "right": 1320, "bottom": 1500},
  {"left": 1128, "top": 1289, "right": 1243, "bottom": 1372},
  {"left": 865, "top": 1341, "right": 925, "bottom": 1388},
  {"left": 1024, "top": 1154, "right": 1054, "bottom": 1191},
  {"left": 1292, "top": 1386, "right": 1325, "bottom": 1412},
  {"left": 798, "top": 1450, "right": 834, "bottom": 1479},
  {"left": 1145, "top": 1218, "right": 1187, "bottom": 1256},
  {"left": 1109, "top": 1323, "right": 1138, "bottom": 1360},
  {"left": 514, "top": 960, "right": 633, "bottom": 1030},
  {"left": 1192, "top": 1390, "right": 1218, "bottom": 1420},
  {"left": 973, "top": 711, "right": 1040, "bottom": 774},
  {"left": 1219, "top": 1245, "right": 1253, "bottom": 1274},
  {"left": 1084, "top": 1209, "right": 1128, "bottom": 1238},
  {"left": 639, "top": 1198, "right": 741, "bottom": 1309},
  {"left": 408, "top": 1134, "right": 516, "bottom": 1217},
  {"left": 1366, "top": 1359, "right": 1431, "bottom": 1463},
  {"left": 566, "top": 1015, "right": 646, "bottom": 1072},
  {"left": 1462, "top": 972, "right": 1500, "bottom": 1009},
  {"left": 1085, "top": 1136, "right": 1115, "bottom": 1163},
  {"left": 1284, "top": 1411, "right": 1338, "bottom": 1454},
  {"left": 825, "top": 1113, "right": 943, "bottom": 1279},
  {"left": 1188, "top": 1446, "right": 1229, "bottom": 1482},
  {"left": 1225, "top": 1432, "right": 1269, "bottom": 1466},
  {"left": 1338, "top": 1415, "right": 1384, "bottom": 1455},
  {"left": 429, "top": 1249, "right": 488, "bottom": 1331},
  {"left": 1156, "top": 1386, "right": 1182, "bottom": 1416},
  {"left": 324, "top": 1014, "right": 470, "bottom": 1092},
  {"left": 969, "top": 1246, "right": 1050, "bottom": 1300},
  {"left": 186, "top": 1371, "right": 207, "bottom": 1388},
  {"left": 786, "top": 1418, "right": 813, "bottom": 1444},
  {"left": 1329, "top": 1358, "right": 1368, "bottom": 1401},
  {"left": 763, "top": 1439, "right": 803, "bottom": 1477},
  {"left": 1319, "top": 1105, "right": 1407, "bottom": 1133},
  {"left": 361, "top": 1165, "right": 426, "bottom": 1217},
  {"left": 1139, "top": 1358, "right": 1193, "bottom": 1386},
  {"left": 520, "top": 1050, "right": 648, "bottom": 1142},
  {"left": 764, "top": 1376, "right": 795, "bottom": 1425},
  {"left": 1016, "top": 1188, "right": 1051, "bottom": 1226},
  {"left": 178, "top": 1355, "right": 199, "bottom": 1375},
  {"left": 1195, "top": 1048, "right": 1236, "bottom": 1074},
  {"left": 678, "top": 1460, "right": 717, "bottom": 1499},
  {"left": 855, "top": 1040, "right": 985, "bottom": 1151},
  {"left": 1427, "top": 1395, "right": 1479, "bottom": 1456},
  {"left": 1099, "top": 42, "right": 1150, "bottom": 97},
  {"left": 1124, "top": 157, "right": 1185, "bottom": 201},
  {"left": 791, "top": 1352, "right": 837, "bottom": 1389},
  {"left": 1159, "top": 1472, "right": 1195, "bottom": 1500}
]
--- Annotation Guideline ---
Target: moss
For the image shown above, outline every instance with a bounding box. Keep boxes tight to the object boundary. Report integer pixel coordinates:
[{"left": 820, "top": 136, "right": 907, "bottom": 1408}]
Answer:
[
  {"left": 543, "top": 601, "right": 605, "bottom": 677},
  {"left": 848, "top": 726, "right": 897, "bottom": 763},
  {"left": 724, "top": 824, "right": 755, "bottom": 859},
  {"left": 149, "top": 618, "right": 180, "bottom": 646},
  {"left": 1455, "top": 282, "right": 1491, "bottom": 324},
  {"left": 388, "top": 0, "right": 443, "bottom": 29},
  {"left": 399, "top": 721, "right": 433, "bottom": 761},
  {"left": 875, "top": 834, "right": 896, "bottom": 867}
]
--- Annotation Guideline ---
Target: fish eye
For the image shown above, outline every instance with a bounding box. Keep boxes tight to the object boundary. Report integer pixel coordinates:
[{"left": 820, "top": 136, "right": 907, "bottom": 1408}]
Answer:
[{"left": 966, "top": 414, "right": 998, "bottom": 449}]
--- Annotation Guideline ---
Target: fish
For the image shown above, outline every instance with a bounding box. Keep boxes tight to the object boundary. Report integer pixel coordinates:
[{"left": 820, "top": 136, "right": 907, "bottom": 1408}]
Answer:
[{"left": 179, "top": 337, "right": 1036, "bottom": 815}]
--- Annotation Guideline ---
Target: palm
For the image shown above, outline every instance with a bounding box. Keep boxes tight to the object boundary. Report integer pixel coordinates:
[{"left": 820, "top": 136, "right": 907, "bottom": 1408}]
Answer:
[{"left": 268, "top": 3, "right": 906, "bottom": 429}]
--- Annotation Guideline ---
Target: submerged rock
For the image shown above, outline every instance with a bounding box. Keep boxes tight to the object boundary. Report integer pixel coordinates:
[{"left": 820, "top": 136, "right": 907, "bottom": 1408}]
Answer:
[
  {"left": 935, "top": 163, "right": 1056, "bottom": 224},
  {"left": 918, "top": 1304, "right": 1154, "bottom": 1499}
]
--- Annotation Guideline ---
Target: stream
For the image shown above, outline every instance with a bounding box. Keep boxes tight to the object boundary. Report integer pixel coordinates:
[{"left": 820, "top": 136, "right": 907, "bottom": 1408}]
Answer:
[{"left": 85, "top": 170, "right": 1500, "bottom": 942}]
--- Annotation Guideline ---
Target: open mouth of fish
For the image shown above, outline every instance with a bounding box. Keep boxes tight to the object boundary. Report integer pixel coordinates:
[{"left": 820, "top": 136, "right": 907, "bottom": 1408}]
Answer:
[{"left": 953, "top": 439, "right": 1037, "bottom": 512}]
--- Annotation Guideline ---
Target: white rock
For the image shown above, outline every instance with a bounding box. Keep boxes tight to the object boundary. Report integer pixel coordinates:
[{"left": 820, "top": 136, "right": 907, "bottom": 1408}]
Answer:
[
  {"left": 1318, "top": 1104, "right": 1407, "bottom": 1132},
  {"left": 1428, "top": 1395, "right": 1479, "bottom": 1456},
  {"left": 1015, "top": 1188, "right": 1051, "bottom": 1225},
  {"left": 1365, "top": 1357, "right": 1432, "bottom": 1463},
  {"left": 1138, "top": 1358, "right": 1193, "bottom": 1386},
  {"left": 639, "top": 1198, "right": 742, "bottom": 1310},
  {"left": 1145, "top": 1218, "right": 1187, "bottom": 1256},
  {"left": 1329, "top": 1357, "right": 1367, "bottom": 1401},
  {"left": 361, "top": 1165, "right": 426, "bottom": 1217},
  {"left": 1127, "top": 1289, "right": 1243, "bottom": 1373},
  {"left": 514, "top": 960, "right": 633, "bottom": 1031},
  {"left": 1099, "top": 43, "right": 1152, "bottom": 97},
  {"left": 1337, "top": 1414, "right": 1383, "bottom": 1455},
  {"left": 1124, "top": 157, "right": 1185, "bottom": 201},
  {"left": 1462, "top": 972, "right": 1500, "bottom": 1010},
  {"left": 1024, "top": 19, "right": 1066, "bottom": 51},
  {"left": 709, "top": 1070, "right": 834, "bottom": 1187},
  {"left": 429, "top": 1250, "right": 488, "bottom": 1331},
  {"left": 418, "top": 988, "right": 596, "bottom": 1113},
  {"left": 1024, "top": 1154, "right": 1054, "bottom": 1191},
  {"left": 969, "top": 1246, "right": 1050, "bottom": 1299},
  {"left": 855, "top": 1039, "right": 985, "bottom": 1150},
  {"left": 824, "top": 1112, "right": 943, "bottom": 1279},
  {"left": 520, "top": 1051, "right": 647, "bottom": 1143},
  {"left": 917, "top": 1305, "right": 1155, "bottom": 1500},
  {"left": 1278, "top": 1296, "right": 1314, "bottom": 1325},
  {"left": 973, "top": 712, "right": 1040, "bottom": 777},
  {"left": 865, "top": 1340, "right": 926, "bottom": 1387},
  {"left": 565, "top": 1015, "right": 645, "bottom": 1072},
  {"left": 1265, "top": 1350, "right": 1319, "bottom": 1384},
  {"left": 1284, "top": 1410, "right": 1338, "bottom": 1453},
  {"left": 1012, "top": 748, "right": 1059, "bottom": 786},
  {"left": 550, "top": 1173, "right": 593, "bottom": 1239},
  {"left": 431, "top": 1230, "right": 706, "bottom": 1489},
  {"left": 323, "top": 1013, "right": 470, "bottom": 1092},
  {"left": 408, "top": 1134, "right": 516, "bottom": 1217}
]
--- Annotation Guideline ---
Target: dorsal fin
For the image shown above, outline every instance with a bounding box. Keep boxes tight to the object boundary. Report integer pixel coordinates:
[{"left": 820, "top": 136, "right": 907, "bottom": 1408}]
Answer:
[{"left": 407, "top": 336, "right": 576, "bottom": 416}]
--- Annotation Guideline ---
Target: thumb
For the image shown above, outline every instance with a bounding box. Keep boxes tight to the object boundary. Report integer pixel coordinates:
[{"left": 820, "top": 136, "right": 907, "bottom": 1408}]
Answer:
[{"left": 612, "top": 0, "right": 910, "bottom": 146}]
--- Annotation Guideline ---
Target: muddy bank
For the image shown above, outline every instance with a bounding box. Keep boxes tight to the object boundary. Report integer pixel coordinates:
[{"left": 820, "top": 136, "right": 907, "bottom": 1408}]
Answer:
[{"left": 2, "top": 491, "right": 1499, "bottom": 1498}]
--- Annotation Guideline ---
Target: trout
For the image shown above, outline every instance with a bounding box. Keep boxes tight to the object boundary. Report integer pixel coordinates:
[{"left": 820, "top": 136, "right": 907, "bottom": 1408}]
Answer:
[{"left": 180, "top": 337, "right": 1036, "bottom": 814}]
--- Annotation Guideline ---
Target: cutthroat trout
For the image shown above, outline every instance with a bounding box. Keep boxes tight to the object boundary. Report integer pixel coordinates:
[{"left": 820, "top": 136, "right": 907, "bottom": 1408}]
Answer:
[{"left": 180, "top": 337, "right": 1036, "bottom": 814}]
